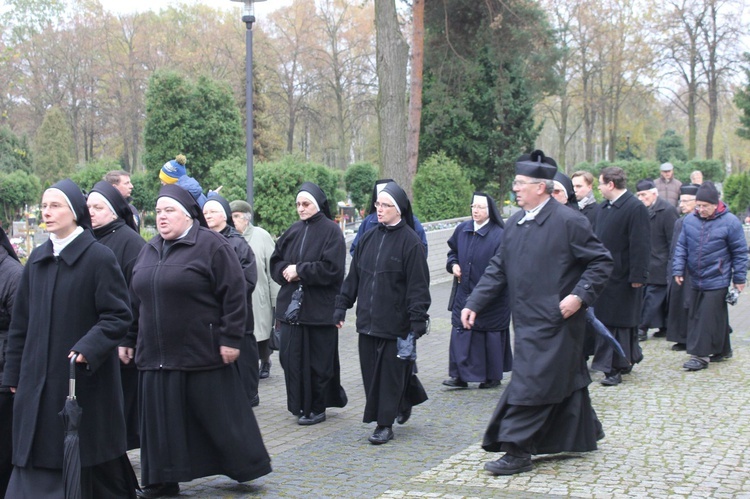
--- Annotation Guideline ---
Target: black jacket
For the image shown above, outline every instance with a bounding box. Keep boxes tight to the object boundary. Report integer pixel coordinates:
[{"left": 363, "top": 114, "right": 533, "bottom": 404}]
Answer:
[
  {"left": 129, "top": 221, "right": 247, "bottom": 370},
  {"left": 271, "top": 212, "right": 346, "bottom": 326},
  {"left": 336, "top": 219, "right": 431, "bottom": 340},
  {"left": 646, "top": 196, "right": 679, "bottom": 285},
  {"left": 4, "top": 231, "right": 132, "bottom": 468},
  {"left": 220, "top": 224, "right": 257, "bottom": 334},
  {"left": 0, "top": 246, "right": 23, "bottom": 391}
]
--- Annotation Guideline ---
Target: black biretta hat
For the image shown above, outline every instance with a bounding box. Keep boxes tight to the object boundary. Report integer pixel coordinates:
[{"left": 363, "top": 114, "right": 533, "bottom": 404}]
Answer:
[
  {"left": 680, "top": 184, "right": 700, "bottom": 196},
  {"left": 515, "top": 150, "right": 557, "bottom": 180},
  {"left": 636, "top": 179, "right": 656, "bottom": 192},
  {"left": 157, "top": 184, "right": 208, "bottom": 227}
]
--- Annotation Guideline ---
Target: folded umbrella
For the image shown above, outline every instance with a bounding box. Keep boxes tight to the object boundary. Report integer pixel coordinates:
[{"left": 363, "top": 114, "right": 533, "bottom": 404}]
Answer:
[
  {"left": 586, "top": 307, "right": 628, "bottom": 362},
  {"left": 59, "top": 354, "right": 82, "bottom": 499}
]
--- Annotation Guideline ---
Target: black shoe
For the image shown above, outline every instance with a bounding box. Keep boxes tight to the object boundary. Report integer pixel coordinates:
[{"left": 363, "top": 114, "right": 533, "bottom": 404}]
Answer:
[
  {"left": 484, "top": 453, "right": 533, "bottom": 475},
  {"left": 600, "top": 372, "right": 622, "bottom": 386},
  {"left": 298, "top": 411, "right": 326, "bottom": 426},
  {"left": 671, "top": 343, "right": 686, "bottom": 351},
  {"left": 683, "top": 357, "right": 708, "bottom": 371},
  {"left": 368, "top": 425, "right": 394, "bottom": 445},
  {"left": 259, "top": 361, "right": 271, "bottom": 379},
  {"left": 396, "top": 407, "right": 412, "bottom": 425},
  {"left": 250, "top": 394, "right": 259, "bottom": 407},
  {"left": 442, "top": 377, "right": 468, "bottom": 388},
  {"left": 637, "top": 329, "right": 648, "bottom": 341},
  {"left": 653, "top": 328, "right": 667, "bottom": 338},
  {"left": 137, "top": 482, "right": 180, "bottom": 498},
  {"left": 709, "top": 350, "right": 733, "bottom": 362},
  {"left": 479, "top": 380, "right": 501, "bottom": 389}
]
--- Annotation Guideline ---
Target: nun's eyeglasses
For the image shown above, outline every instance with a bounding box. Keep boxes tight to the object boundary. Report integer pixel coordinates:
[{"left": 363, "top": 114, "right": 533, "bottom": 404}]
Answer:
[{"left": 374, "top": 202, "right": 395, "bottom": 209}]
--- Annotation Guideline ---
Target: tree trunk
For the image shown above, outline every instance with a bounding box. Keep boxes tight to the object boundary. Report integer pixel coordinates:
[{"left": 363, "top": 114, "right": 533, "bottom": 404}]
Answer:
[
  {"left": 375, "top": 0, "right": 409, "bottom": 189},
  {"left": 405, "top": 0, "right": 424, "bottom": 197}
]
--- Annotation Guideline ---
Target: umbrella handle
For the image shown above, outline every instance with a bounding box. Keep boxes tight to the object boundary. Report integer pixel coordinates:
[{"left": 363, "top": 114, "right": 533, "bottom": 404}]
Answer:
[{"left": 69, "top": 354, "right": 78, "bottom": 400}]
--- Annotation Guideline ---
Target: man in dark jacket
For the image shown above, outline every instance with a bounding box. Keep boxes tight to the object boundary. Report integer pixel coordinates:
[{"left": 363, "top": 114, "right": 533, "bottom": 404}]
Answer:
[
  {"left": 592, "top": 166, "right": 651, "bottom": 386},
  {"left": 335, "top": 182, "right": 431, "bottom": 445},
  {"left": 461, "top": 150, "right": 613, "bottom": 475},
  {"left": 673, "top": 181, "right": 747, "bottom": 371},
  {"left": 635, "top": 179, "right": 679, "bottom": 341},
  {"left": 204, "top": 194, "right": 260, "bottom": 407}
]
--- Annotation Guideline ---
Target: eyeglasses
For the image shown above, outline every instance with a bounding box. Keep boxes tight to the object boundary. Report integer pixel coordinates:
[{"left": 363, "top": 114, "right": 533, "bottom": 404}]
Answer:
[
  {"left": 512, "top": 179, "right": 543, "bottom": 187},
  {"left": 470, "top": 204, "right": 488, "bottom": 210},
  {"left": 374, "top": 202, "right": 395, "bottom": 209}
]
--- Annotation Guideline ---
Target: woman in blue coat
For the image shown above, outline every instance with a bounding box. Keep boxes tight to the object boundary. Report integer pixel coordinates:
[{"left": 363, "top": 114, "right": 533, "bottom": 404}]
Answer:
[{"left": 443, "top": 193, "right": 512, "bottom": 389}]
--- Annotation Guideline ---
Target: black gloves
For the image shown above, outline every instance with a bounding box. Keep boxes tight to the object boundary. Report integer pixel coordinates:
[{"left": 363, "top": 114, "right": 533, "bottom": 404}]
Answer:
[
  {"left": 411, "top": 319, "right": 428, "bottom": 338},
  {"left": 333, "top": 308, "right": 347, "bottom": 324}
]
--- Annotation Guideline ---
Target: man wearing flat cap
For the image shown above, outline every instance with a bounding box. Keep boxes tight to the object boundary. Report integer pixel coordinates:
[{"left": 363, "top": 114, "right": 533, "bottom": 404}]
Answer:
[
  {"left": 635, "top": 179, "right": 679, "bottom": 342},
  {"left": 655, "top": 162, "right": 682, "bottom": 208},
  {"left": 665, "top": 184, "right": 699, "bottom": 351},
  {"left": 591, "top": 166, "right": 650, "bottom": 387},
  {"left": 461, "top": 150, "right": 613, "bottom": 475},
  {"left": 673, "top": 181, "right": 747, "bottom": 371}
]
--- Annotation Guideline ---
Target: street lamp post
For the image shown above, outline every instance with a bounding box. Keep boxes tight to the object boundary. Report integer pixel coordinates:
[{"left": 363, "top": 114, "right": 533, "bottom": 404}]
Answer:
[{"left": 232, "top": 0, "right": 266, "bottom": 208}]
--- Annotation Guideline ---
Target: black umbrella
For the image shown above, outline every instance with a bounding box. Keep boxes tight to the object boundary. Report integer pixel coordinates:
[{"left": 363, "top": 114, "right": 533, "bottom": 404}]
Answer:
[
  {"left": 586, "top": 308, "right": 628, "bottom": 362},
  {"left": 59, "top": 354, "right": 82, "bottom": 499}
]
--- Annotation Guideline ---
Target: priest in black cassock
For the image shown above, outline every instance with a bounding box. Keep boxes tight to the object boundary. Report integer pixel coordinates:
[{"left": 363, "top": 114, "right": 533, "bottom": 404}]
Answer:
[{"left": 462, "top": 150, "right": 613, "bottom": 475}]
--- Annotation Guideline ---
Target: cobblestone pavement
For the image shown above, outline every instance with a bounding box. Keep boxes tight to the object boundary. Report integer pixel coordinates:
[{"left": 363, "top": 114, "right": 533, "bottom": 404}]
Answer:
[{"left": 129, "top": 280, "right": 750, "bottom": 498}]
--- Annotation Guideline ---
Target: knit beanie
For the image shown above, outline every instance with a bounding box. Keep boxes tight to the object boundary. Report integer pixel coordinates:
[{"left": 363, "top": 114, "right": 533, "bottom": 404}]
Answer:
[
  {"left": 160, "top": 154, "right": 188, "bottom": 184},
  {"left": 695, "top": 181, "right": 719, "bottom": 205}
]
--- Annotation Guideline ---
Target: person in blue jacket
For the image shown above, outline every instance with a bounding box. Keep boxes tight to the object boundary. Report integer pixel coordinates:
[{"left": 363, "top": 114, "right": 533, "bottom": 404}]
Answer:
[
  {"left": 350, "top": 179, "right": 428, "bottom": 256},
  {"left": 672, "top": 181, "right": 747, "bottom": 371},
  {"left": 443, "top": 192, "right": 511, "bottom": 389},
  {"left": 159, "top": 154, "right": 208, "bottom": 207}
]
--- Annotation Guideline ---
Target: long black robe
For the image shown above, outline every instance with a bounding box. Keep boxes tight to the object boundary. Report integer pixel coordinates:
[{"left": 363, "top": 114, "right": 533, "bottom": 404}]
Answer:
[
  {"left": 465, "top": 199, "right": 612, "bottom": 454},
  {"left": 666, "top": 217, "right": 690, "bottom": 344}
]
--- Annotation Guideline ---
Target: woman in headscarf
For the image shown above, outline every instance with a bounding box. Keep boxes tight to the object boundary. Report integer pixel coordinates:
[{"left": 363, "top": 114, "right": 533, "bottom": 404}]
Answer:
[
  {"left": 0, "top": 226, "right": 23, "bottom": 497},
  {"left": 270, "top": 182, "right": 348, "bottom": 426},
  {"left": 335, "top": 181, "right": 431, "bottom": 444},
  {"left": 203, "top": 194, "right": 260, "bottom": 407},
  {"left": 128, "top": 185, "right": 271, "bottom": 498},
  {"left": 443, "top": 193, "right": 511, "bottom": 389},
  {"left": 88, "top": 180, "right": 146, "bottom": 451},
  {"left": 3, "top": 179, "right": 137, "bottom": 498}
]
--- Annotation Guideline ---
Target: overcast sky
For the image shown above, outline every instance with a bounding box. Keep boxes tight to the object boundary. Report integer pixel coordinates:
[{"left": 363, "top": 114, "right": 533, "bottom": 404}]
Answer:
[{"left": 96, "top": 0, "right": 291, "bottom": 17}]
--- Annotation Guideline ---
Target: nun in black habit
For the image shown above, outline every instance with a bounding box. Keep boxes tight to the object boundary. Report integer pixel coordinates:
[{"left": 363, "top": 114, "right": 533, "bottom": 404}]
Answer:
[
  {"left": 88, "top": 180, "right": 146, "bottom": 451},
  {"left": 335, "top": 182, "right": 431, "bottom": 444},
  {"left": 270, "top": 182, "right": 348, "bottom": 425},
  {"left": 129, "top": 185, "right": 271, "bottom": 497},
  {"left": 444, "top": 193, "right": 511, "bottom": 388},
  {"left": 3, "top": 179, "right": 137, "bottom": 498}
]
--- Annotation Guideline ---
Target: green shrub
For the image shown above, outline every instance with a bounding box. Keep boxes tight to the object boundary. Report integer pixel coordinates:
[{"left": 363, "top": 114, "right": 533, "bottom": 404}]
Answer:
[
  {"left": 722, "top": 173, "right": 750, "bottom": 216},
  {"left": 344, "top": 162, "right": 378, "bottom": 213},
  {"left": 70, "top": 159, "right": 121, "bottom": 192},
  {"left": 413, "top": 152, "right": 473, "bottom": 221}
]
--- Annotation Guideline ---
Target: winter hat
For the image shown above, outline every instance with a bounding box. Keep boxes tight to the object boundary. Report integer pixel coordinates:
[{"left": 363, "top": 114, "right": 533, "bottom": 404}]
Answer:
[
  {"left": 90, "top": 180, "right": 138, "bottom": 232},
  {"left": 695, "top": 181, "right": 719, "bottom": 205},
  {"left": 660, "top": 162, "right": 674, "bottom": 171},
  {"left": 48, "top": 179, "right": 92, "bottom": 230},
  {"left": 230, "top": 200, "right": 253, "bottom": 215},
  {"left": 298, "top": 182, "right": 332, "bottom": 220},
  {"left": 160, "top": 154, "right": 188, "bottom": 184},
  {"left": 157, "top": 184, "right": 207, "bottom": 227},
  {"left": 636, "top": 179, "right": 656, "bottom": 192},
  {"left": 205, "top": 194, "right": 234, "bottom": 228},
  {"left": 515, "top": 150, "right": 557, "bottom": 180}
]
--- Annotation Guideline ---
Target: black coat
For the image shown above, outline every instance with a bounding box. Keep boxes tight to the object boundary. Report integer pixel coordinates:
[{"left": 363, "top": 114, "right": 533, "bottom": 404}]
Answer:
[
  {"left": 271, "top": 212, "right": 346, "bottom": 326},
  {"left": 592, "top": 191, "right": 651, "bottom": 327},
  {"left": 466, "top": 199, "right": 612, "bottom": 405},
  {"left": 3, "top": 231, "right": 132, "bottom": 468},
  {"left": 130, "top": 221, "right": 247, "bottom": 370},
  {"left": 0, "top": 246, "right": 23, "bottom": 391},
  {"left": 336, "top": 219, "right": 431, "bottom": 339},
  {"left": 93, "top": 218, "right": 146, "bottom": 289},
  {"left": 580, "top": 202, "right": 598, "bottom": 227},
  {"left": 220, "top": 225, "right": 257, "bottom": 333},
  {"left": 646, "top": 197, "right": 679, "bottom": 285}
]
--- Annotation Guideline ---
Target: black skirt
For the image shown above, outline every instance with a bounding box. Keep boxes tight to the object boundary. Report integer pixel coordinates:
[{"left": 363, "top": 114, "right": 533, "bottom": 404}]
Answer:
[
  {"left": 666, "top": 280, "right": 690, "bottom": 344},
  {"left": 686, "top": 288, "right": 730, "bottom": 357},
  {"left": 640, "top": 284, "right": 668, "bottom": 329},
  {"left": 139, "top": 366, "right": 271, "bottom": 487},
  {"left": 448, "top": 326, "right": 512, "bottom": 382}
]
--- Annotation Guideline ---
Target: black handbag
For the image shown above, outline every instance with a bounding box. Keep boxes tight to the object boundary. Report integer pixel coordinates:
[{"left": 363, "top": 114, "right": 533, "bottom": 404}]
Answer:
[
  {"left": 269, "top": 324, "right": 282, "bottom": 351},
  {"left": 283, "top": 285, "right": 304, "bottom": 324}
]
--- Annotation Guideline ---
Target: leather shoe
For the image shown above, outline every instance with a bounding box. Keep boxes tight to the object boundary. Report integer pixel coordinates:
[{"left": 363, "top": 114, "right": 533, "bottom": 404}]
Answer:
[
  {"left": 396, "top": 407, "right": 411, "bottom": 425},
  {"left": 137, "top": 482, "right": 180, "bottom": 498},
  {"left": 298, "top": 411, "right": 326, "bottom": 425},
  {"left": 653, "top": 328, "right": 667, "bottom": 338},
  {"left": 442, "top": 377, "right": 468, "bottom": 388},
  {"left": 250, "top": 394, "right": 259, "bottom": 407},
  {"left": 259, "top": 361, "right": 271, "bottom": 379},
  {"left": 683, "top": 357, "right": 708, "bottom": 371},
  {"left": 484, "top": 454, "right": 533, "bottom": 475},
  {"left": 710, "top": 350, "right": 733, "bottom": 362},
  {"left": 671, "top": 343, "right": 686, "bottom": 351},
  {"left": 600, "top": 372, "right": 622, "bottom": 386},
  {"left": 479, "top": 380, "right": 501, "bottom": 389},
  {"left": 637, "top": 328, "right": 648, "bottom": 341},
  {"left": 368, "top": 425, "right": 394, "bottom": 445}
]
